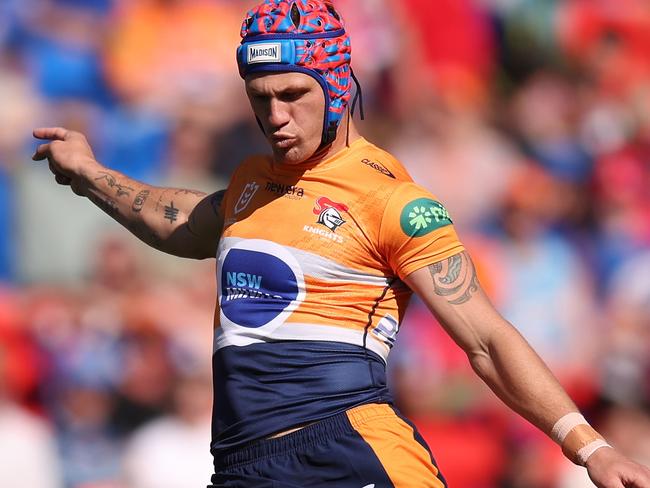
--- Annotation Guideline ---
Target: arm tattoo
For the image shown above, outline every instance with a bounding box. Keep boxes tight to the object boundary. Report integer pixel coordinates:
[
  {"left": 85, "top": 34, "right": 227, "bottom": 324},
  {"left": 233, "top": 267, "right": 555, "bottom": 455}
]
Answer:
[
  {"left": 163, "top": 201, "right": 179, "bottom": 224},
  {"left": 95, "top": 171, "right": 134, "bottom": 198},
  {"left": 131, "top": 190, "right": 150, "bottom": 212},
  {"left": 428, "top": 251, "right": 479, "bottom": 305},
  {"left": 88, "top": 190, "right": 162, "bottom": 248},
  {"left": 174, "top": 189, "right": 206, "bottom": 196},
  {"left": 210, "top": 190, "right": 226, "bottom": 217},
  {"left": 155, "top": 189, "right": 170, "bottom": 212}
]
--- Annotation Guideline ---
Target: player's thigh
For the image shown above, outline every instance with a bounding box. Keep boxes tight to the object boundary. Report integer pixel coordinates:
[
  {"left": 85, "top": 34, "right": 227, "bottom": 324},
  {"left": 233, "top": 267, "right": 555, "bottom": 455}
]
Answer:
[{"left": 346, "top": 404, "right": 447, "bottom": 488}]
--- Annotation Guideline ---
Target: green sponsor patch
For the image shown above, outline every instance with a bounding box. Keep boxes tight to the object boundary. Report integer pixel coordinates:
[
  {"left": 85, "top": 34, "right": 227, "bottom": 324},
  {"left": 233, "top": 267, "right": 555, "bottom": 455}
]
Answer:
[{"left": 400, "top": 198, "right": 452, "bottom": 237}]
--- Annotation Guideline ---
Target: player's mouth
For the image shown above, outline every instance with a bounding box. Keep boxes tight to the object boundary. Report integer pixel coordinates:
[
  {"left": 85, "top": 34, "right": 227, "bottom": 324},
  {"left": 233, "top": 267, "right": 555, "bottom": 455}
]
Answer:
[{"left": 271, "top": 134, "right": 297, "bottom": 149}]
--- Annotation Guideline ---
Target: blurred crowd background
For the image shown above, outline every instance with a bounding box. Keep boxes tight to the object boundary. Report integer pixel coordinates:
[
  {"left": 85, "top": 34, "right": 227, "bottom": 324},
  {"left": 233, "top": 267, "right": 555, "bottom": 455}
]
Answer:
[{"left": 1, "top": 0, "right": 650, "bottom": 487}]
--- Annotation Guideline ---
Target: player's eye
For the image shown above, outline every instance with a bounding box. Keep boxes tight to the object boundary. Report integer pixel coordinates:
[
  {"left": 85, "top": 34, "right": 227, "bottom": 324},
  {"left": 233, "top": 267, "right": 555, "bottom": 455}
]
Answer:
[
  {"left": 280, "top": 90, "right": 306, "bottom": 102},
  {"left": 251, "top": 94, "right": 270, "bottom": 104}
]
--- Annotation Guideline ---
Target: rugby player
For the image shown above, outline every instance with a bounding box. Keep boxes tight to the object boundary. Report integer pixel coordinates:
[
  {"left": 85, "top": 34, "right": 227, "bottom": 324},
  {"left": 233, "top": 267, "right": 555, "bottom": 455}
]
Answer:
[{"left": 32, "top": 1, "right": 650, "bottom": 486}]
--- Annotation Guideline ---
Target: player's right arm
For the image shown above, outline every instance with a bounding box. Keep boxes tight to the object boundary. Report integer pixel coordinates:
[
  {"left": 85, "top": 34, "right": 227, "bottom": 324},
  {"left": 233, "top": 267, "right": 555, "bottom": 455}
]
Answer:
[{"left": 32, "top": 127, "right": 224, "bottom": 260}]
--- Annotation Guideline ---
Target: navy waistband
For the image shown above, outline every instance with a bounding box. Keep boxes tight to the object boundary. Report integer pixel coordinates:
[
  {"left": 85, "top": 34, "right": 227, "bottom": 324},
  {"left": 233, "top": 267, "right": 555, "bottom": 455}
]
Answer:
[
  {"left": 211, "top": 341, "right": 391, "bottom": 451},
  {"left": 214, "top": 407, "right": 357, "bottom": 470}
]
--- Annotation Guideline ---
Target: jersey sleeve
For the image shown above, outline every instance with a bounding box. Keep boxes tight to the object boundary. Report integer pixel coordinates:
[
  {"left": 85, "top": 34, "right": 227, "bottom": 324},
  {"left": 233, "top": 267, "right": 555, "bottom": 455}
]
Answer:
[{"left": 378, "top": 182, "right": 465, "bottom": 280}]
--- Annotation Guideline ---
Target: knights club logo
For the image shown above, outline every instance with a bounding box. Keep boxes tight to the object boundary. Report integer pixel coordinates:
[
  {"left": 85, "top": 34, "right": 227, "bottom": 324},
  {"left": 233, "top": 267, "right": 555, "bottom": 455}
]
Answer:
[{"left": 313, "top": 197, "right": 349, "bottom": 232}]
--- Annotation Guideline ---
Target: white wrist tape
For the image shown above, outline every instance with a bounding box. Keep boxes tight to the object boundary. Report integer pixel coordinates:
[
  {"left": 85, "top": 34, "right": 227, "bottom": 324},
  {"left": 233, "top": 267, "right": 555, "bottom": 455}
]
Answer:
[
  {"left": 577, "top": 440, "right": 611, "bottom": 465},
  {"left": 551, "top": 412, "right": 587, "bottom": 445},
  {"left": 551, "top": 412, "right": 612, "bottom": 466}
]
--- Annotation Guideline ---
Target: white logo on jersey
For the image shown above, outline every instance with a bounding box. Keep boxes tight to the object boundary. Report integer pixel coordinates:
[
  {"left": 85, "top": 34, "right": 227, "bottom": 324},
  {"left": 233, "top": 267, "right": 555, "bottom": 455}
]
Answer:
[
  {"left": 372, "top": 314, "right": 399, "bottom": 347},
  {"left": 313, "top": 196, "right": 349, "bottom": 232},
  {"left": 302, "top": 225, "right": 344, "bottom": 244},
  {"left": 234, "top": 182, "right": 260, "bottom": 215},
  {"left": 317, "top": 207, "right": 346, "bottom": 231}
]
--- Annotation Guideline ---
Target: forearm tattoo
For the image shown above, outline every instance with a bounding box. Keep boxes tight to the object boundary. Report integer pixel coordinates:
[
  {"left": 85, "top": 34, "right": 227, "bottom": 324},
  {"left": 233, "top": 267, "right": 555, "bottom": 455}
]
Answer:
[
  {"left": 95, "top": 171, "right": 134, "bottom": 198},
  {"left": 131, "top": 190, "right": 150, "bottom": 212},
  {"left": 164, "top": 202, "right": 179, "bottom": 224},
  {"left": 428, "top": 251, "right": 479, "bottom": 305},
  {"left": 154, "top": 190, "right": 170, "bottom": 212},
  {"left": 174, "top": 189, "right": 206, "bottom": 197}
]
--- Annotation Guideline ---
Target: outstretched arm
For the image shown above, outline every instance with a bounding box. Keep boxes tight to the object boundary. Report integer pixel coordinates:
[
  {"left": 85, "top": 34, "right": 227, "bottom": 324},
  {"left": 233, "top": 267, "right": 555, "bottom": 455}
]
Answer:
[
  {"left": 33, "top": 127, "right": 224, "bottom": 259},
  {"left": 404, "top": 251, "right": 650, "bottom": 488}
]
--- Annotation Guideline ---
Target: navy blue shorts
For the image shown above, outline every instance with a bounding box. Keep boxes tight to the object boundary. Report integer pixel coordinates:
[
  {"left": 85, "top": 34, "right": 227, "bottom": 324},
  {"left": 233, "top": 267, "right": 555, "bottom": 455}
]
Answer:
[{"left": 209, "top": 403, "right": 447, "bottom": 488}]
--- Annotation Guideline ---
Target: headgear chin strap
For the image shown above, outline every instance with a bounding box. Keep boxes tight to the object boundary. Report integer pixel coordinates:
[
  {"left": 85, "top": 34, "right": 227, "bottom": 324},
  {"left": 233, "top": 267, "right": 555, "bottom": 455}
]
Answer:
[{"left": 237, "top": 0, "right": 360, "bottom": 149}]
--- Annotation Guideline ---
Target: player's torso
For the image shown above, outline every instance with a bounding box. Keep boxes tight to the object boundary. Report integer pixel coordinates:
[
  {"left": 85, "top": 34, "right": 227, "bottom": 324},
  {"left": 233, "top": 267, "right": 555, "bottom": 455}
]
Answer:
[
  {"left": 216, "top": 139, "right": 414, "bottom": 359},
  {"left": 210, "top": 139, "right": 415, "bottom": 450}
]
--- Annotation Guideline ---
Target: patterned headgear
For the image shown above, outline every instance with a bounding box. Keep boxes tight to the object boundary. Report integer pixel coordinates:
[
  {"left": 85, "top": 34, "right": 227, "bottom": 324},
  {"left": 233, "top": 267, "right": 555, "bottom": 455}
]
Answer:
[{"left": 237, "top": 0, "right": 357, "bottom": 148}]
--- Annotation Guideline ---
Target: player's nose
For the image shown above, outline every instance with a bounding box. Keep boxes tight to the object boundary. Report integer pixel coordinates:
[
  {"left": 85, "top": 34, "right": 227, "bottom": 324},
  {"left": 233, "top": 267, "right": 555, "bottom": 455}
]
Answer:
[{"left": 267, "top": 99, "right": 291, "bottom": 129}]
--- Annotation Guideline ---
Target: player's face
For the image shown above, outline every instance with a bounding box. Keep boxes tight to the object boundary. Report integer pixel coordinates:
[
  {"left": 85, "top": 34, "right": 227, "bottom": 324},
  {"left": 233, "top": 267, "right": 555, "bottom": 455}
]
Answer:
[{"left": 245, "top": 72, "right": 325, "bottom": 164}]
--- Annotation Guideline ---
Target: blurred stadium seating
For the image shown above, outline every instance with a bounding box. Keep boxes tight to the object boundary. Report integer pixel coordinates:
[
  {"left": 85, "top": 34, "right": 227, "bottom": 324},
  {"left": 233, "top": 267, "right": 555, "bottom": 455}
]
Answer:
[{"left": 1, "top": 0, "right": 649, "bottom": 487}]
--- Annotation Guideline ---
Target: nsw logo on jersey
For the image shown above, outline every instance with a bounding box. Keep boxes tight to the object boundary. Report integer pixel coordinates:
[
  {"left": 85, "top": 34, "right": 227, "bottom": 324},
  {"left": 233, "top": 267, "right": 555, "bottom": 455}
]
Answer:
[
  {"left": 218, "top": 240, "right": 305, "bottom": 335},
  {"left": 400, "top": 198, "right": 453, "bottom": 237},
  {"left": 313, "top": 197, "right": 349, "bottom": 232},
  {"left": 234, "top": 182, "right": 260, "bottom": 215}
]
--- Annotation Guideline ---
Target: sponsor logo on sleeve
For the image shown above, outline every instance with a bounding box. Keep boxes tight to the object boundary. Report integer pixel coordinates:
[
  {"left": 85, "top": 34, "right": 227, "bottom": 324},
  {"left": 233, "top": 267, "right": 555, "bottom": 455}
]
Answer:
[
  {"left": 361, "top": 158, "right": 395, "bottom": 179},
  {"left": 234, "top": 182, "right": 260, "bottom": 215},
  {"left": 400, "top": 198, "right": 453, "bottom": 237},
  {"left": 247, "top": 43, "right": 282, "bottom": 64}
]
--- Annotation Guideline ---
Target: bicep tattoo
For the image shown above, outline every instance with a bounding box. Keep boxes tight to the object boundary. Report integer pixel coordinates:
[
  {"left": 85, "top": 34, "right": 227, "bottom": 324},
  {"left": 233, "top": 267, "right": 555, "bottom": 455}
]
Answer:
[{"left": 428, "top": 251, "right": 479, "bottom": 305}]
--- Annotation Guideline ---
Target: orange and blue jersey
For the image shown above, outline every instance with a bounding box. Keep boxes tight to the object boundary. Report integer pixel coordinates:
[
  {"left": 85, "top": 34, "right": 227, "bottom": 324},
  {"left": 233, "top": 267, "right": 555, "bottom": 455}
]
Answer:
[{"left": 212, "top": 137, "right": 464, "bottom": 454}]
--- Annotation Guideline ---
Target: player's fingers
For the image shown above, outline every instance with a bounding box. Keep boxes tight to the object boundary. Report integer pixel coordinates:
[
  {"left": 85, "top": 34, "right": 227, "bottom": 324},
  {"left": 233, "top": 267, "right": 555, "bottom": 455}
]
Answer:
[
  {"left": 32, "top": 143, "right": 51, "bottom": 161},
  {"left": 603, "top": 480, "right": 625, "bottom": 488},
  {"left": 627, "top": 470, "right": 650, "bottom": 487},
  {"left": 591, "top": 473, "right": 624, "bottom": 488},
  {"left": 33, "top": 127, "right": 69, "bottom": 141}
]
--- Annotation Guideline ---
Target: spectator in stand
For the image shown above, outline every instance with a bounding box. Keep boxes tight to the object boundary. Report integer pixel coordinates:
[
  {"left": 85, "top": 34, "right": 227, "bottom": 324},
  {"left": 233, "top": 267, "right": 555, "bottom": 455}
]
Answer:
[
  {"left": 0, "top": 295, "right": 62, "bottom": 488},
  {"left": 2, "top": 1, "right": 650, "bottom": 487},
  {"left": 122, "top": 368, "right": 213, "bottom": 488}
]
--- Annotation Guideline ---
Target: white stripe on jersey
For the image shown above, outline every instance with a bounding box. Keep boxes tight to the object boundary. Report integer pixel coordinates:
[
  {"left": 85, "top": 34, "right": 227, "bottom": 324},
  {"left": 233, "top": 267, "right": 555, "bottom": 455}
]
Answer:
[{"left": 214, "top": 322, "right": 390, "bottom": 362}]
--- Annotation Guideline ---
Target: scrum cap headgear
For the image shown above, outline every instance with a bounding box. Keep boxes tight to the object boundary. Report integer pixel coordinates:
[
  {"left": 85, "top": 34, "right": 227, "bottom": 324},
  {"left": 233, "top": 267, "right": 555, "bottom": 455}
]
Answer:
[{"left": 237, "top": 0, "right": 361, "bottom": 148}]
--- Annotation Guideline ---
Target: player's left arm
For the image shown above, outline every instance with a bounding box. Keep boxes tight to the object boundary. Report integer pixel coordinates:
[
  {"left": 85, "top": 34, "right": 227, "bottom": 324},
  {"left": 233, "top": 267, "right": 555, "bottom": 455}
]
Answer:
[{"left": 404, "top": 251, "right": 650, "bottom": 488}]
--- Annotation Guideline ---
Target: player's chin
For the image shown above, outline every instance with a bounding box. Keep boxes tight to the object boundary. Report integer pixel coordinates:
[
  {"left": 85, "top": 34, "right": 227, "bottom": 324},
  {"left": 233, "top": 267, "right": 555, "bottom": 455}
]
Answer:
[{"left": 272, "top": 145, "right": 307, "bottom": 165}]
